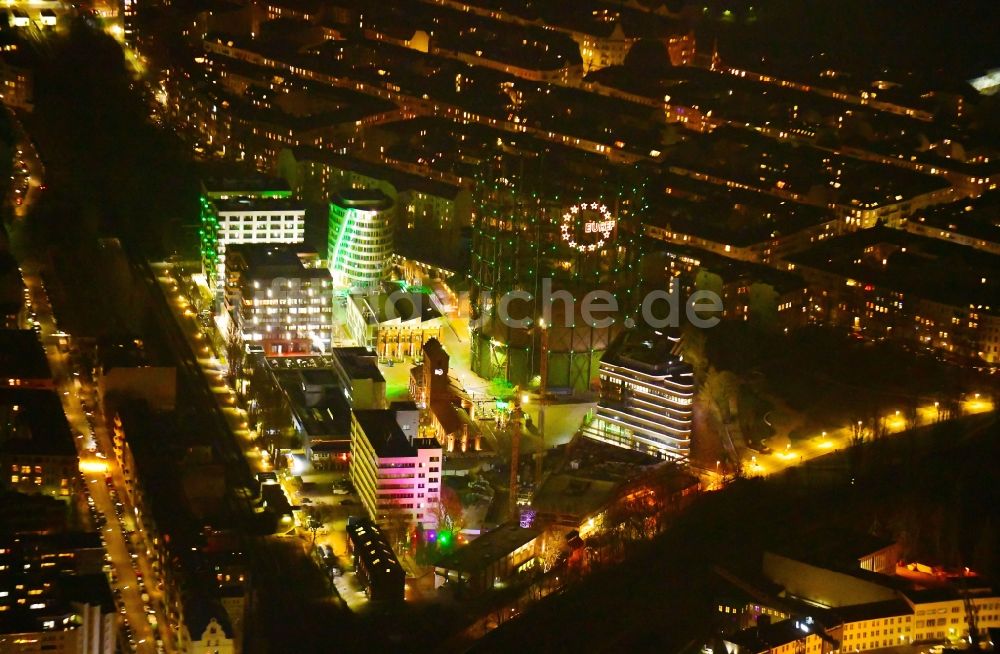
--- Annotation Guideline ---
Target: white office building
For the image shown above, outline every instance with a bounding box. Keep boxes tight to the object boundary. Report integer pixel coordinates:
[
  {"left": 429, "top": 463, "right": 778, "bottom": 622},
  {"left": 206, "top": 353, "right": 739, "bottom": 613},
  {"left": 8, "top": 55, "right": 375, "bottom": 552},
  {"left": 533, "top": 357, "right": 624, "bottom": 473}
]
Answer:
[{"left": 583, "top": 333, "right": 694, "bottom": 461}]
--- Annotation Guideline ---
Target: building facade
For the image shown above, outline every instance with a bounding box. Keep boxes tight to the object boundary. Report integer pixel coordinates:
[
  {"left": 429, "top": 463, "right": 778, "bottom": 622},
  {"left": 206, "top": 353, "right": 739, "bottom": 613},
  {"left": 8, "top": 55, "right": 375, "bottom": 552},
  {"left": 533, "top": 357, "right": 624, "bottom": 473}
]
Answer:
[
  {"left": 224, "top": 244, "right": 334, "bottom": 355},
  {"left": 198, "top": 178, "right": 305, "bottom": 290},
  {"left": 328, "top": 190, "right": 395, "bottom": 292},
  {"left": 345, "top": 291, "right": 443, "bottom": 360},
  {"left": 583, "top": 333, "right": 694, "bottom": 461},
  {"left": 350, "top": 404, "right": 442, "bottom": 529}
]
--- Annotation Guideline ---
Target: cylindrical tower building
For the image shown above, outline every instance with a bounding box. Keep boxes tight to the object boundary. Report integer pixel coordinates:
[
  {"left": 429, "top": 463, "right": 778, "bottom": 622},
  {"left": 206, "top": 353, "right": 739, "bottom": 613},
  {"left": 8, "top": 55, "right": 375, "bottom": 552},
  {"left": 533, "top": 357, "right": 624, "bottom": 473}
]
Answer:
[
  {"left": 328, "top": 189, "right": 394, "bottom": 292},
  {"left": 470, "top": 145, "right": 651, "bottom": 394}
]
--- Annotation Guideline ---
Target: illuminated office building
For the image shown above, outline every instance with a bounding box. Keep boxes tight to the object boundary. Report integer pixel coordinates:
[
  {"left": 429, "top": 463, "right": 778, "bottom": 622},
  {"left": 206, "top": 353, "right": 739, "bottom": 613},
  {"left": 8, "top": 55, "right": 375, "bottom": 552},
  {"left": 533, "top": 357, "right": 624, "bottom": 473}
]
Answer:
[
  {"left": 224, "top": 244, "right": 333, "bottom": 355},
  {"left": 327, "top": 190, "right": 394, "bottom": 292},
  {"left": 198, "top": 178, "right": 304, "bottom": 290},
  {"left": 583, "top": 332, "right": 694, "bottom": 461}
]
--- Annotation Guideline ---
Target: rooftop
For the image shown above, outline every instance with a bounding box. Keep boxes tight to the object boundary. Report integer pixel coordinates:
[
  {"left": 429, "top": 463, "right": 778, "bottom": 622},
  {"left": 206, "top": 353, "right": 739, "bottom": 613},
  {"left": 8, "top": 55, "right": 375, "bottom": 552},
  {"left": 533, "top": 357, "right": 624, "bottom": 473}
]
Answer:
[
  {"left": 602, "top": 330, "right": 691, "bottom": 376},
  {"left": 331, "top": 188, "right": 395, "bottom": 212},
  {"left": 331, "top": 347, "right": 384, "bottom": 382},
  {"left": 532, "top": 438, "right": 667, "bottom": 520},
  {"left": 213, "top": 197, "right": 305, "bottom": 213},
  {"left": 201, "top": 176, "right": 292, "bottom": 198},
  {"left": 726, "top": 619, "right": 818, "bottom": 654},
  {"left": 0, "top": 330, "right": 51, "bottom": 382},
  {"left": 292, "top": 146, "right": 464, "bottom": 200},
  {"left": 434, "top": 523, "right": 540, "bottom": 573},
  {"left": 350, "top": 291, "right": 442, "bottom": 325},
  {"left": 227, "top": 244, "right": 330, "bottom": 281},
  {"left": 0, "top": 389, "right": 75, "bottom": 457},
  {"left": 774, "top": 528, "right": 898, "bottom": 570},
  {"left": 787, "top": 225, "right": 1000, "bottom": 315},
  {"left": 346, "top": 519, "right": 404, "bottom": 584},
  {"left": 907, "top": 191, "right": 1000, "bottom": 246},
  {"left": 272, "top": 369, "right": 351, "bottom": 439},
  {"left": 353, "top": 409, "right": 436, "bottom": 458}
]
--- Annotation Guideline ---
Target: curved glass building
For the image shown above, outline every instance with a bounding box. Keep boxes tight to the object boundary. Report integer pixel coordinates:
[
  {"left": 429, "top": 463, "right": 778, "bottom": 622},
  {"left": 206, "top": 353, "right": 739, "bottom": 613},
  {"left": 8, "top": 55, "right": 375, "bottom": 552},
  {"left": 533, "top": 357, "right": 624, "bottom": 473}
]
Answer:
[{"left": 328, "top": 190, "right": 395, "bottom": 292}]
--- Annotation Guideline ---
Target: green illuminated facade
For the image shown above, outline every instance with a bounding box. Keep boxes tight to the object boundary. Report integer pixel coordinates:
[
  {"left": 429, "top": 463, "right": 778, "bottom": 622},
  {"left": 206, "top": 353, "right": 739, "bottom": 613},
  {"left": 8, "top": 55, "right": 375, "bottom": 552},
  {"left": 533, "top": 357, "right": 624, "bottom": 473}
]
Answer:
[
  {"left": 198, "top": 177, "right": 301, "bottom": 283},
  {"left": 327, "top": 189, "right": 395, "bottom": 292},
  {"left": 470, "top": 147, "right": 651, "bottom": 393},
  {"left": 198, "top": 178, "right": 303, "bottom": 289},
  {"left": 199, "top": 195, "right": 220, "bottom": 279}
]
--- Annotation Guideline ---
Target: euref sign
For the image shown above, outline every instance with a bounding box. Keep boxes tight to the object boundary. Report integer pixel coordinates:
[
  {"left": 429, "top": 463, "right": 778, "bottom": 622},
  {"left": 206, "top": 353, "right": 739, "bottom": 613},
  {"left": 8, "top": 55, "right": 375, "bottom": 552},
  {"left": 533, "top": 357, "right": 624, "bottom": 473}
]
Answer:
[{"left": 560, "top": 202, "right": 616, "bottom": 253}]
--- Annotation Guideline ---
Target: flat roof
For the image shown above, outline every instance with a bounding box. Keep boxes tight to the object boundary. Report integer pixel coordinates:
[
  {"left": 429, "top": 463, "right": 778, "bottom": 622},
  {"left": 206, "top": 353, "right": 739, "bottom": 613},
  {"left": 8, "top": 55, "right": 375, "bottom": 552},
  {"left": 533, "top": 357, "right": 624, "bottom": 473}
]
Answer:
[
  {"left": 332, "top": 347, "right": 384, "bottom": 383},
  {"left": 227, "top": 244, "right": 330, "bottom": 281},
  {"left": 300, "top": 369, "right": 338, "bottom": 386},
  {"left": 434, "top": 523, "right": 540, "bottom": 573},
  {"left": 0, "top": 330, "right": 51, "bottom": 381},
  {"left": 331, "top": 188, "right": 394, "bottom": 211},
  {"left": 532, "top": 439, "right": 668, "bottom": 519},
  {"left": 213, "top": 197, "right": 305, "bottom": 212},
  {"left": 353, "top": 409, "right": 436, "bottom": 458},
  {"left": 602, "top": 331, "right": 692, "bottom": 377},
  {"left": 0, "top": 388, "right": 75, "bottom": 457},
  {"left": 274, "top": 371, "right": 351, "bottom": 438},
  {"left": 265, "top": 351, "right": 385, "bottom": 383},
  {"left": 201, "top": 176, "right": 291, "bottom": 197}
]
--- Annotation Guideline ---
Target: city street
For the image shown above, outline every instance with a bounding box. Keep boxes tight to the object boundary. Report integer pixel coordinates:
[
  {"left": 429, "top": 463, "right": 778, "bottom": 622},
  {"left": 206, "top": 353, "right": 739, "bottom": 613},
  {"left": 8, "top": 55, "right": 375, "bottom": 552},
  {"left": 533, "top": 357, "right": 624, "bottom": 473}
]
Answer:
[
  {"left": 747, "top": 397, "right": 996, "bottom": 477},
  {"left": 20, "top": 261, "right": 171, "bottom": 653},
  {"left": 151, "top": 263, "right": 269, "bottom": 475}
]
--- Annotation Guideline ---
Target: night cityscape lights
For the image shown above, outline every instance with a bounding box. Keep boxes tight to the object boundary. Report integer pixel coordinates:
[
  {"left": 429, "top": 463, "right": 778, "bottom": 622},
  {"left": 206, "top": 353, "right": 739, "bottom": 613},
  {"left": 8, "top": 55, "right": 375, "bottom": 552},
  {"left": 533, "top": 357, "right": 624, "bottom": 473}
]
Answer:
[{"left": 1, "top": 2, "right": 999, "bottom": 653}]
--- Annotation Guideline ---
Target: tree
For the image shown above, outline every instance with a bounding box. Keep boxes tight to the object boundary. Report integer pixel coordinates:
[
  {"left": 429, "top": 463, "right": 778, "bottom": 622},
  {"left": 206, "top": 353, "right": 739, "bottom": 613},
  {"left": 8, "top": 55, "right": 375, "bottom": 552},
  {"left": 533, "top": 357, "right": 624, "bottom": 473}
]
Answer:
[
  {"left": 700, "top": 367, "right": 739, "bottom": 424},
  {"left": 747, "top": 283, "right": 779, "bottom": 333},
  {"left": 382, "top": 511, "right": 415, "bottom": 554},
  {"left": 488, "top": 376, "right": 515, "bottom": 401},
  {"left": 679, "top": 324, "right": 708, "bottom": 383},
  {"left": 226, "top": 316, "right": 244, "bottom": 385},
  {"left": 694, "top": 270, "right": 724, "bottom": 306},
  {"left": 434, "top": 485, "right": 465, "bottom": 535},
  {"left": 536, "top": 527, "right": 566, "bottom": 574}
]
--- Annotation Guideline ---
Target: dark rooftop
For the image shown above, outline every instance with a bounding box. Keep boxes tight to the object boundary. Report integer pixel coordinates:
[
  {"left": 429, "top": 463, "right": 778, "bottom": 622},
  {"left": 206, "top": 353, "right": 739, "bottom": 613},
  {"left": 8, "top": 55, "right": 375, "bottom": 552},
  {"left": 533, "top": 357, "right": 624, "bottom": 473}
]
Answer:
[
  {"left": 332, "top": 347, "right": 384, "bottom": 383},
  {"left": 0, "top": 330, "right": 51, "bottom": 382},
  {"left": 331, "top": 188, "right": 395, "bottom": 211},
  {"left": 726, "top": 618, "right": 820, "bottom": 654},
  {"left": 227, "top": 244, "right": 330, "bottom": 281},
  {"left": 774, "top": 528, "right": 898, "bottom": 571},
  {"left": 0, "top": 389, "right": 75, "bottom": 457},
  {"left": 353, "top": 409, "right": 435, "bottom": 458},
  {"left": 213, "top": 197, "right": 305, "bottom": 212},
  {"left": 346, "top": 519, "right": 404, "bottom": 586},
  {"left": 787, "top": 225, "right": 1000, "bottom": 315},
  {"left": 434, "top": 523, "right": 540, "bottom": 574},
  {"left": 201, "top": 176, "right": 292, "bottom": 197},
  {"left": 350, "top": 291, "right": 442, "bottom": 325},
  {"left": 602, "top": 330, "right": 692, "bottom": 377}
]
